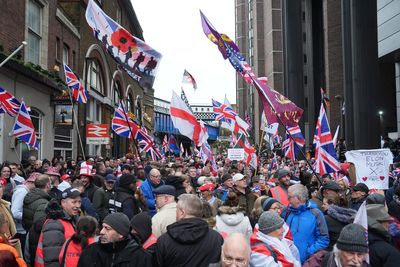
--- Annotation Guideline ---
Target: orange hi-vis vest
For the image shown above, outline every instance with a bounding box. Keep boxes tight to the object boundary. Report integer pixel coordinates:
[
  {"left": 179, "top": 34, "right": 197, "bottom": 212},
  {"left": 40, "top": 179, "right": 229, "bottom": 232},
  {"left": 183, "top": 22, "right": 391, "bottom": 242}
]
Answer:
[
  {"left": 34, "top": 219, "right": 75, "bottom": 267},
  {"left": 143, "top": 233, "right": 157, "bottom": 250},
  {"left": 270, "top": 186, "right": 290, "bottom": 206}
]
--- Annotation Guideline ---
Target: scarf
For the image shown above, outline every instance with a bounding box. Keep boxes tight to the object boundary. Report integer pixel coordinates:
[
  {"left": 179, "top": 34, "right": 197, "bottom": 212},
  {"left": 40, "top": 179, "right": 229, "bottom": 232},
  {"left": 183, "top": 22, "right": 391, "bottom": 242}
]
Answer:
[{"left": 257, "top": 230, "right": 301, "bottom": 267}]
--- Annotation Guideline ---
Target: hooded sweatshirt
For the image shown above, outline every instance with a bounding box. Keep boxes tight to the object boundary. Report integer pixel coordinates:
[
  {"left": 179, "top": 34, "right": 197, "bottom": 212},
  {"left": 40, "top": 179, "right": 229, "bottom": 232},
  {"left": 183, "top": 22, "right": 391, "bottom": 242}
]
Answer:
[
  {"left": 215, "top": 205, "right": 252, "bottom": 239},
  {"left": 155, "top": 217, "right": 223, "bottom": 267}
]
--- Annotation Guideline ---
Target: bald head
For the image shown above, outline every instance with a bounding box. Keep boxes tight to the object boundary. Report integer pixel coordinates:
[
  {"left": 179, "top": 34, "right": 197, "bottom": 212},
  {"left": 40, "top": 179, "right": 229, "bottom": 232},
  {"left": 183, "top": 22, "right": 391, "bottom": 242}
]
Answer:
[{"left": 221, "top": 233, "right": 250, "bottom": 267}]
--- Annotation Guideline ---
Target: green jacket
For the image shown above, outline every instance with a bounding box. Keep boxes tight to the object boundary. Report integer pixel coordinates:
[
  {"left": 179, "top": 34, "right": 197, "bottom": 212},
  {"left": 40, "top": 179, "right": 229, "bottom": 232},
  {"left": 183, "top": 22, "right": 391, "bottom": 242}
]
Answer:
[{"left": 22, "top": 188, "right": 51, "bottom": 230}]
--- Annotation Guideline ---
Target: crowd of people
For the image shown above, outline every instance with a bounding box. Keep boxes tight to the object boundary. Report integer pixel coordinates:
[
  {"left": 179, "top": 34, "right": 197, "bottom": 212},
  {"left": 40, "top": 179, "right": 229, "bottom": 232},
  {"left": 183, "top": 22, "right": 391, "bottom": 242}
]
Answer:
[{"left": 1, "top": 151, "right": 400, "bottom": 267}]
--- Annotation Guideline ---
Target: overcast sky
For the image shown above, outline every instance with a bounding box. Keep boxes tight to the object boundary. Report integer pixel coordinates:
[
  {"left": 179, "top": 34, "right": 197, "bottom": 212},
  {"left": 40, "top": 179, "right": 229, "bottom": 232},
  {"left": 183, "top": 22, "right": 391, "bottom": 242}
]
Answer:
[{"left": 132, "top": 0, "right": 236, "bottom": 105}]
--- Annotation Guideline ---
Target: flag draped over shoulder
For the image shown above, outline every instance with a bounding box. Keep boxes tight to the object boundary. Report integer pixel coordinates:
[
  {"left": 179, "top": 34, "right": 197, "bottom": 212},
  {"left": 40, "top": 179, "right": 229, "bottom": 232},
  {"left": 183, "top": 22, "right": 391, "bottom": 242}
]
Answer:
[
  {"left": 314, "top": 103, "right": 340, "bottom": 175},
  {"left": 85, "top": 0, "right": 162, "bottom": 89},
  {"left": 170, "top": 91, "right": 208, "bottom": 146},
  {"left": 111, "top": 103, "right": 140, "bottom": 138},
  {"left": 182, "top": 69, "right": 197, "bottom": 90},
  {"left": 200, "top": 11, "right": 303, "bottom": 127},
  {"left": 282, "top": 125, "right": 305, "bottom": 161},
  {"left": 12, "top": 100, "right": 39, "bottom": 150},
  {"left": 63, "top": 63, "right": 88, "bottom": 103},
  {"left": 0, "top": 87, "right": 21, "bottom": 116}
]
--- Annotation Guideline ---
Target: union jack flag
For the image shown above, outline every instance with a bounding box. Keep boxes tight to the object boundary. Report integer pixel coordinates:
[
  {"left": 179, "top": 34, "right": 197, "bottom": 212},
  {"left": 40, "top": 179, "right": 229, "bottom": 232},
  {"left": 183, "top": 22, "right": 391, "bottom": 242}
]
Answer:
[
  {"left": 200, "top": 141, "right": 217, "bottom": 169},
  {"left": 314, "top": 103, "right": 340, "bottom": 175},
  {"left": 111, "top": 103, "right": 139, "bottom": 138},
  {"left": 212, "top": 99, "right": 237, "bottom": 123},
  {"left": 0, "top": 87, "right": 20, "bottom": 116},
  {"left": 161, "top": 135, "right": 168, "bottom": 156},
  {"left": 136, "top": 128, "right": 161, "bottom": 161},
  {"left": 12, "top": 100, "right": 39, "bottom": 150},
  {"left": 281, "top": 125, "right": 305, "bottom": 162},
  {"left": 63, "top": 63, "right": 88, "bottom": 103}
]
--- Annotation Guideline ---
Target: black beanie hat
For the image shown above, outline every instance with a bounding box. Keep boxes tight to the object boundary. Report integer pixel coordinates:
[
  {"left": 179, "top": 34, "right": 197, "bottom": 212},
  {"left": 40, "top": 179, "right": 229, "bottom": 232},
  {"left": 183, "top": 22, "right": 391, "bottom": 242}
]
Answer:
[
  {"left": 336, "top": 223, "right": 368, "bottom": 253},
  {"left": 103, "top": 213, "right": 130, "bottom": 237},
  {"left": 119, "top": 174, "right": 136, "bottom": 188},
  {"left": 130, "top": 212, "right": 152, "bottom": 243},
  {"left": 262, "top": 197, "right": 279, "bottom": 211}
]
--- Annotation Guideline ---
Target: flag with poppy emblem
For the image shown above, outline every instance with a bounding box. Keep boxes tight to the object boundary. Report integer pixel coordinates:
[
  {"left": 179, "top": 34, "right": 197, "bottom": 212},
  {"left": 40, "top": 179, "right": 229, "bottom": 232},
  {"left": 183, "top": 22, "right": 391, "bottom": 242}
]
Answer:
[{"left": 85, "top": 0, "right": 162, "bottom": 88}]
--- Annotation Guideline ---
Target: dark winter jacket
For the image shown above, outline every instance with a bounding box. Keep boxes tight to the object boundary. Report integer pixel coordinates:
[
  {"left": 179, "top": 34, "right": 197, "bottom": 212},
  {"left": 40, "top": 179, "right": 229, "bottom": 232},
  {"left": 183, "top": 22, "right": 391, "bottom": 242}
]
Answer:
[
  {"left": 77, "top": 238, "right": 152, "bottom": 267},
  {"left": 84, "top": 182, "right": 99, "bottom": 202},
  {"left": 388, "top": 196, "right": 400, "bottom": 221},
  {"left": 234, "top": 187, "right": 257, "bottom": 216},
  {"left": 22, "top": 188, "right": 52, "bottom": 230},
  {"left": 368, "top": 223, "right": 400, "bottom": 267},
  {"left": 350, "top": 195, "right": 368, "bottom": 210},
  {"left": 41, "top": 201, "right": 78, "bottom": 267},
  {"left": 324, "top": 205, "right": 356, "bottom": 250},
  {"left": 112, "top": 187, "right": 141, "bottom": 220},
  {"left": 92, "top": 187, "right": 112, "bottom": 223},
  {"left": 155, "top": 217, "right": 223, "bottom": 267}
]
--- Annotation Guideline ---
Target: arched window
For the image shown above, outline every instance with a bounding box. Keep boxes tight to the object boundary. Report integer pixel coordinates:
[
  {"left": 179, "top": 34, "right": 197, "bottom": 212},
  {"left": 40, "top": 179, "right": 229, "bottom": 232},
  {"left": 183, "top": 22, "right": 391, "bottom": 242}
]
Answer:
[
  {"left": 87, "top": 60, "right": 104, "bottom": 95},
  {"left": 127, "top": 93, "right": 134, "bottom": 113},
  {"left": 19, "top": 108, "right": 43, "bottom": 160},
  {"left": 113, "top": 82, "right": 121, "bottom": 106}
]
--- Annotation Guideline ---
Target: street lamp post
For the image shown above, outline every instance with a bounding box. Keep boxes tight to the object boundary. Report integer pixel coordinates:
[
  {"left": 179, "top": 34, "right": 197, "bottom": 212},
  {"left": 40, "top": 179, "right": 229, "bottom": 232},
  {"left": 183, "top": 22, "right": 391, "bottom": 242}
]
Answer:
[
  {"left": 378, "top": 110, "right": 384, "bottom": 137},
  {"left": 335, "top": 95, "right": 345, "bottom": 139}
]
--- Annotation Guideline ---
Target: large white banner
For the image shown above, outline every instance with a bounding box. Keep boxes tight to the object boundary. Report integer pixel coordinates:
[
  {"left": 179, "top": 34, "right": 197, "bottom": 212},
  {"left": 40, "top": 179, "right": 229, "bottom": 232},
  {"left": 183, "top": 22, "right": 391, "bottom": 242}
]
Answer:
[{"left": 345, "top": 148, "right": 393, "bottom": 189}]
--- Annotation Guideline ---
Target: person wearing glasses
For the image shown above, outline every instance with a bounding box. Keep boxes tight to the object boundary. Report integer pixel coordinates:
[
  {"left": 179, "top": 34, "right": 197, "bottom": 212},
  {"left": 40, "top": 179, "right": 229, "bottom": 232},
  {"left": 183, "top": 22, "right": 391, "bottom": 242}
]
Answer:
[
  {"left": 220, "top": 233, "right": 251, "bottom": 267},
  {"left": 250, "top": 210, "right": 301, "bottom": 267}
]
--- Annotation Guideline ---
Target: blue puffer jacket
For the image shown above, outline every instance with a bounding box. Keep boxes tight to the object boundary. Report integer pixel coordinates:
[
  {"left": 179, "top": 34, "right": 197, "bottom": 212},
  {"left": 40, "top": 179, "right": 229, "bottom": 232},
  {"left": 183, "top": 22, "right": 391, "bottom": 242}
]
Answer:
[
  {"left": 282, "top": 201, "right": 329, "bottom": 264},
  {"left": 140, "top": 179, "right": 164, "bottom": 217}
]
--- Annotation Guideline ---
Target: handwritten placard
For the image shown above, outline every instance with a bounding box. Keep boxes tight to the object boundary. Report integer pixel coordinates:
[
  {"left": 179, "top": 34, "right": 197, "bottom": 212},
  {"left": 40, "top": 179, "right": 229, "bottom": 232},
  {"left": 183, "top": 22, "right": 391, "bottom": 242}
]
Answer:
[{"left": 345, "top": 149, "right": 393, "bottom": 189}]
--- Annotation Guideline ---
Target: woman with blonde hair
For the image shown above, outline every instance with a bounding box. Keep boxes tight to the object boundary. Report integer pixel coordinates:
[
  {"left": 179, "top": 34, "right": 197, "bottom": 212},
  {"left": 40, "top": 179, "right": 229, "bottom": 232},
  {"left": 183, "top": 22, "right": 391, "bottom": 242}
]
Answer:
[{"left": 250, "top": 195, "right": 269, "bottom": 228}]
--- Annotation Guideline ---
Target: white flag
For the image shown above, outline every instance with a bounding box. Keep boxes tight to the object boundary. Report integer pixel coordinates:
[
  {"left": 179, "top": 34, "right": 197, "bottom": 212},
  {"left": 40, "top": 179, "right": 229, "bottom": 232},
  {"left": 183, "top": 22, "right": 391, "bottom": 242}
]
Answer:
[{"left": 353, "top": 201, "right": 369, "bottom": 263}]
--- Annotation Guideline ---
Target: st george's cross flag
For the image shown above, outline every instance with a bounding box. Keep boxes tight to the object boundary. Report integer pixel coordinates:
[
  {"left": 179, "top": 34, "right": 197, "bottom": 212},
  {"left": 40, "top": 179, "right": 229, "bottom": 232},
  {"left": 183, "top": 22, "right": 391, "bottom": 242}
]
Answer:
[
  {"left": 0, "top": 87, "right": 21, "bottom": 116},
  {"left": 170, "top": 91, "right": 208, "bottom": 146},
  {"left": 63, "top": 63, "right": 88, "bottom": 103},
  {"left": 12, "top": 100, "right": 39, "bottom": 150},
  {"left": 182, "top": 69, "right": 197, "bottom": 90}
]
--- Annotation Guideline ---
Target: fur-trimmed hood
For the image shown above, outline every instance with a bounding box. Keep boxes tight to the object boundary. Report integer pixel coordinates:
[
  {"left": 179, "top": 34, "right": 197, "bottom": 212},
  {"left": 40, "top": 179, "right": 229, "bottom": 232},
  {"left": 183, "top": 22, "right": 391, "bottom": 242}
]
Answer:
[
  {"left": 327, "top": 205, "right": 356, "bottom": 224},
  {"left": 217, "top": 205, "right": 246, "bottom": 215}
]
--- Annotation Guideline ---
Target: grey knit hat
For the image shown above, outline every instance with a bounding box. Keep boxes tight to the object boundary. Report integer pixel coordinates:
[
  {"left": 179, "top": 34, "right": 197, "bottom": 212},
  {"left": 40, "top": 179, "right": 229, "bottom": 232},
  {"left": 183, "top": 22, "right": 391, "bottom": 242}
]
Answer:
[
  {"left": 336, "top": 223, "right": 368, "bottom": 253},
  {"left": 103, "top": 212, "right": 130, "bottom": 237},
  {"left": 258, "top": 211, "right": 284, "bottom": 234}
]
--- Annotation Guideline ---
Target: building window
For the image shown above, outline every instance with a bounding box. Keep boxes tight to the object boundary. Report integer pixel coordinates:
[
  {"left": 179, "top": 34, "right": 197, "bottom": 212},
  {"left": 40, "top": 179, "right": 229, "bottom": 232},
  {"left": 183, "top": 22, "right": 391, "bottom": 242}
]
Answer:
[
  {"left": 116, "top": 6, "right": 122, "bottom": 24},
  {"left": 27, "top": 0, "right": 42, "bottom": 64},
  {"left": 63, "top": 44, "right": 69, "bottom": 64},
  {"left": 54, "top": 128, "right": 72, "bottom": 160},
  {"left": 113, "top": 82, "right": 121, "bottom": 106},
  {"left": 72, "top": 51, "right": 76, "bottom": 69},
  {"left": 88, "top": 60, "right": 104, "bottom": 95},
  {"left": 127, "top": 94, "right": 134, "bottom": 113}
]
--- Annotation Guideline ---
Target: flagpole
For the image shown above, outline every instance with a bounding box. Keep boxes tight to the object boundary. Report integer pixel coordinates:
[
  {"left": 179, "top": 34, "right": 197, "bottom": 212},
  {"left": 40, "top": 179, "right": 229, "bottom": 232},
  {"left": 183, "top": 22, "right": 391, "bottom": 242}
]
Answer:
[
  {"left": 63, "top": 86, "right": 86, "bottom": 160},
  {"left": 249, "top": 75, "right": 323, "bottom": 184},
  {"left": 119, "top": 100, "right": 144, "bottom": 162},
  {"left": 0, "top": 41, "right": 27, "bottom": 68}
]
